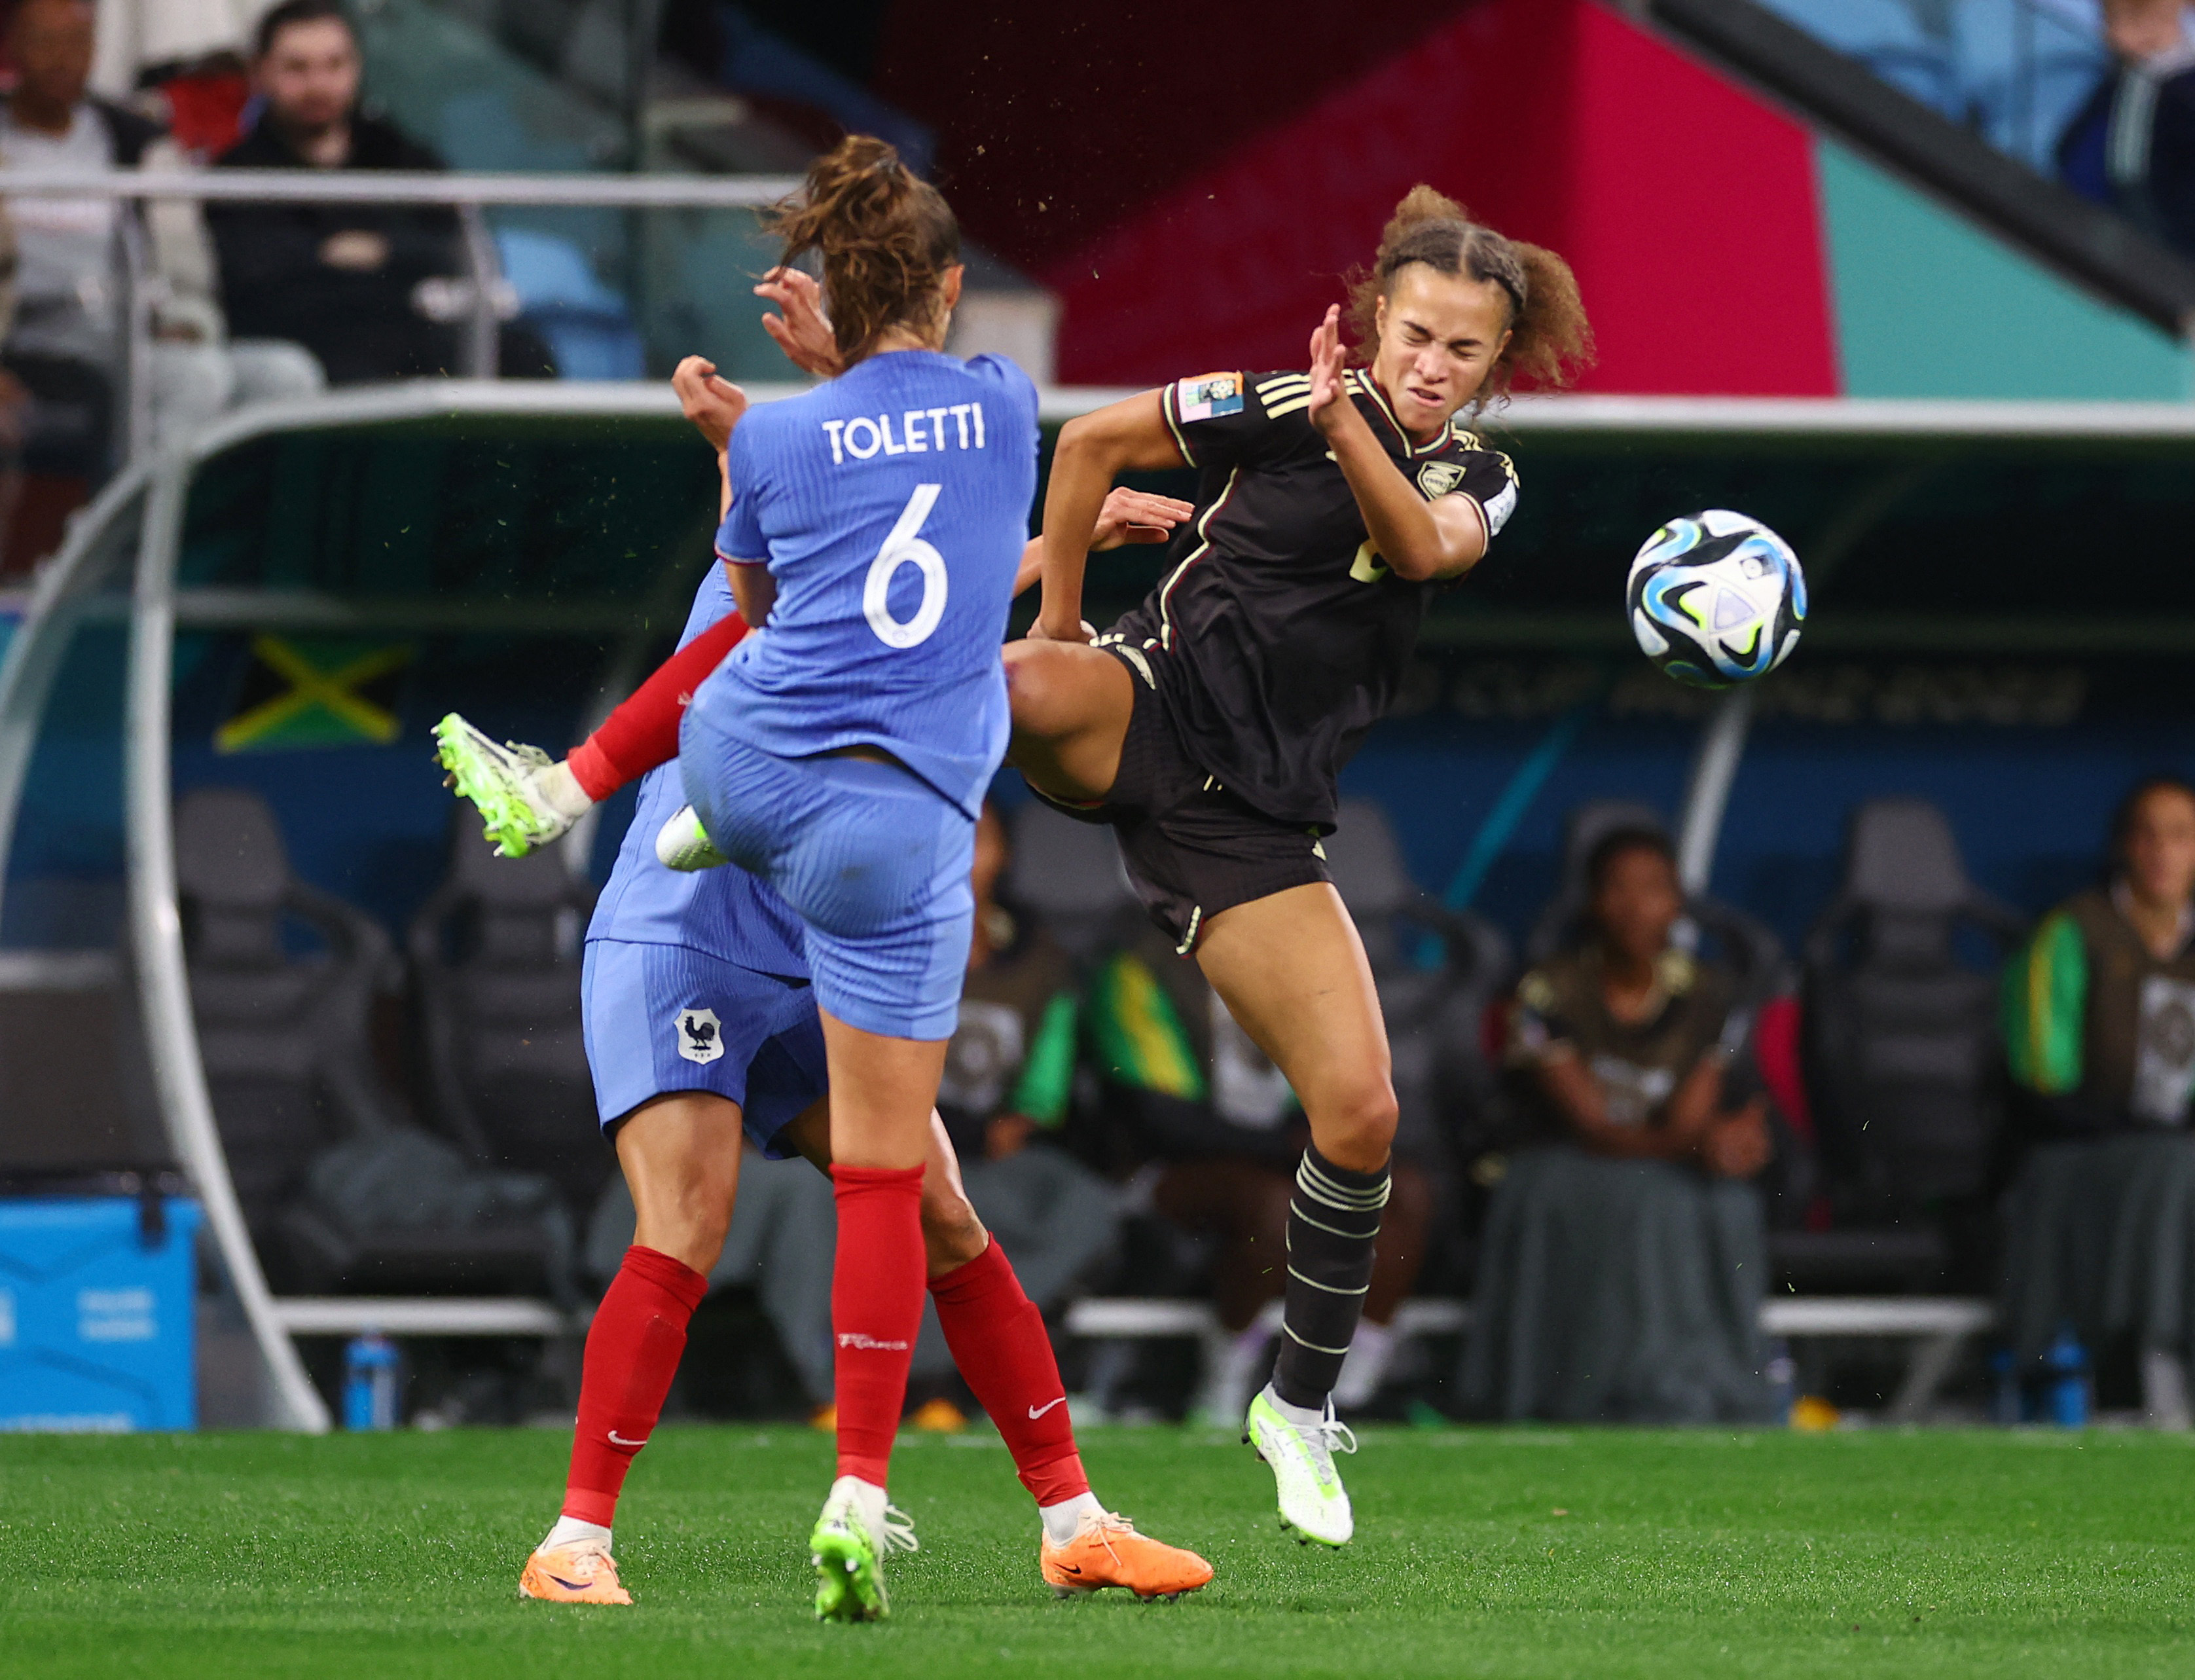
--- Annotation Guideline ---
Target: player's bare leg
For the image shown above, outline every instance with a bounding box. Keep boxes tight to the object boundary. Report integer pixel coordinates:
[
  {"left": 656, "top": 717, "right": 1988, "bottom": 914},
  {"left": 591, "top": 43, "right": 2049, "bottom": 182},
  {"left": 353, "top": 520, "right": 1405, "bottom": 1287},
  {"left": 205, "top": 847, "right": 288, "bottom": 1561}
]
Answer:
[
  {"left": 1193, "top": 883, "right": 1396, "bottom": 1546},
  {"left": 520, "top": 1093, "right": 745, "bottom": 1605},
  {"left": 1003, "top": 639, "right": 1136, "bottom": 803},
  {"left": 1195, "top": 885, "right": 1397, "bottom": 1176}
]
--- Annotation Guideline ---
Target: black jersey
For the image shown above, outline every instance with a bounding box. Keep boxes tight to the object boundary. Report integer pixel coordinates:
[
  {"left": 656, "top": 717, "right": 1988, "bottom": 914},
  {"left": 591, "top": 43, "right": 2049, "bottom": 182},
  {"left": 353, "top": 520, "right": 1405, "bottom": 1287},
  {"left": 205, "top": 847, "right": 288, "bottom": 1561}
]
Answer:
[{"left": 1102, "top": 368, "right": 1519, "bottom": 830}]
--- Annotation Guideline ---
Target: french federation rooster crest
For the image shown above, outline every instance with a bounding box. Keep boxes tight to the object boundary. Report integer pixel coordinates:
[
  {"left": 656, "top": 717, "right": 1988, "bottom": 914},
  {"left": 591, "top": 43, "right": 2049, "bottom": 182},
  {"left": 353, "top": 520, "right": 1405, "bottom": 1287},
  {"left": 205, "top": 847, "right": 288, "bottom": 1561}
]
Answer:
[{"left": 1626, "top": 509, "right": 1806, "bottom": 689}]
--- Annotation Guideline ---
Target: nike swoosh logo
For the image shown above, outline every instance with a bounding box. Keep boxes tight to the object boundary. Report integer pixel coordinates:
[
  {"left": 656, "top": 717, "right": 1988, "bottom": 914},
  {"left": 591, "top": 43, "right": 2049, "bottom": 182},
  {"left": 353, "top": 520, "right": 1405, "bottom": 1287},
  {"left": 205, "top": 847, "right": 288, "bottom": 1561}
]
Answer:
[
  {"left": 608, "top": 1431, "right": 649, "bottom": 1448},
  {"left": 1057, "top": 1563, "right": 1083, "bottom": 1575},
  {"left": 547, "top": 1575, "right": 591, "bottom": 1592},
  {"left": 1027, "top": 1397, "right": 1066, "bottom": 1420}
]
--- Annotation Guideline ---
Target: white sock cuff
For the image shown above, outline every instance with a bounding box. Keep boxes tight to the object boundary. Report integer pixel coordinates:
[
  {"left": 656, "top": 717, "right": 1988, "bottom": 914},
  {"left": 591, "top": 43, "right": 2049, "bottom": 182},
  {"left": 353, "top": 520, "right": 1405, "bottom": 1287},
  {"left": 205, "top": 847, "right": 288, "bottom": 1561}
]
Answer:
[
  {"left": 1039, "top": 1490, "right": 1104, "bottom": 1547},
  {"left": 535, "top": 758, "right": 596, "bottom": 820},
  {"left": 1261, "top": 1381, "right": 1328, "bottom": 1429},
  {"left": 543, "top": 1514, "right": 611, "bottom": 1552}
]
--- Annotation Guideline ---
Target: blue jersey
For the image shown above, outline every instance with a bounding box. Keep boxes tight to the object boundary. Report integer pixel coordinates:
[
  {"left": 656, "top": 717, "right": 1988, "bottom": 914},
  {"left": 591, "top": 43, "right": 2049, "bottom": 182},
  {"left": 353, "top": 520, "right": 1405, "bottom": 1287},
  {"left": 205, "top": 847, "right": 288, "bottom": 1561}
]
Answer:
[
  {"left": 698, "top": 350, "right": 1039, "bottom": 820},
  {"left": 587, "top": 564, "right": 810, "bottom": 977}
]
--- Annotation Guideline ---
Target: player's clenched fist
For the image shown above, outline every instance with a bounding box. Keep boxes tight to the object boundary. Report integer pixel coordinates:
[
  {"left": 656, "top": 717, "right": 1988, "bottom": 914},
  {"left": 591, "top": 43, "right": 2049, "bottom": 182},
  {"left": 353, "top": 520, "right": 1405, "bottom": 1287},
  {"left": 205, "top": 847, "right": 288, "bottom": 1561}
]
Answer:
[{"left": 672, "top": 356, "right": 748, "bottom": 453}]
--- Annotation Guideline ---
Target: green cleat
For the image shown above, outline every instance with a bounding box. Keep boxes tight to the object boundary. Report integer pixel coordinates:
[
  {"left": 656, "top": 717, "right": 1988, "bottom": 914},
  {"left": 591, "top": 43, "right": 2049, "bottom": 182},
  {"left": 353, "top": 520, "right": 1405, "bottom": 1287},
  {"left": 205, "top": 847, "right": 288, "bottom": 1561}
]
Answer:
[
  {"left": 433, "top": 712, "right": 571, "bottom": 859},
  {"left": 1245, "top": 1384, "right": 1356, "bottom": 1547},
  {"left": 809, "top": 1476, "right": 917, "bottom": 1623}
]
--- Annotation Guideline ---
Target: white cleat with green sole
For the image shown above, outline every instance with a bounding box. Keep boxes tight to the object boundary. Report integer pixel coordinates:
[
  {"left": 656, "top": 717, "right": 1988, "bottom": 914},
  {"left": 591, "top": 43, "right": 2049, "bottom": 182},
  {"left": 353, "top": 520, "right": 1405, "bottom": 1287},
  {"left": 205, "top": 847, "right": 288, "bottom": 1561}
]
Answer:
[
  {"left": 809, "top": 1475, "right": 918, "bottom": 1623},
  {"left": 1245, "top": 1384, "right": 1357, "bottom": 1547},
  {"left": 433, "top": 713, "right": 573, "bottom": 858}
]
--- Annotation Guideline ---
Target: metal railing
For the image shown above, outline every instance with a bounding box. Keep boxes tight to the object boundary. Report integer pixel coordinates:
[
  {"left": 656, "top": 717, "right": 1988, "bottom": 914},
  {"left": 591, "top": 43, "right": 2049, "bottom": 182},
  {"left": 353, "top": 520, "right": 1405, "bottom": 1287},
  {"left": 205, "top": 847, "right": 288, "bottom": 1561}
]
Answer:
[
  {"left": 0, "top": 169, "right": 803, "bottom": 464},
  {"left": 1751, "top": 0, "right": 2112, "bottom": 173}
]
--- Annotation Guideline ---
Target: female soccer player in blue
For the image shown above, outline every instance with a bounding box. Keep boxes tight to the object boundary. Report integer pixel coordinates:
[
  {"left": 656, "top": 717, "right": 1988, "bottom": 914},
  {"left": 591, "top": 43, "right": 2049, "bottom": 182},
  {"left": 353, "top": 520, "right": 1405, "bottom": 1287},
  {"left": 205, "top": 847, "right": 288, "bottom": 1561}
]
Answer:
[
  {"left": 448, "top": 141, "right": 1208, "bottom": 1623},
  {"left": 671, "top": 136, "right": 1070, "bottom": 1621}
]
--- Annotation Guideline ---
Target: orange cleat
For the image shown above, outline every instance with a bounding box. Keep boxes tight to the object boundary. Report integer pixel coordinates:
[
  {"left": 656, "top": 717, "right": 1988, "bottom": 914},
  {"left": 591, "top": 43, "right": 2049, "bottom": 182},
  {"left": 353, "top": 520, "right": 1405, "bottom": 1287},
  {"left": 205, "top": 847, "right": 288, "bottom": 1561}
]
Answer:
[
  {"left": 1040, "top": 1512, "right": 1214, "bottom": 1603},
  {"left": 909, "top": 1396, "right": 968, "bottom": 1433},
  {"left": 519, "top": 1539, "right": 633, "bottom": 1605}
]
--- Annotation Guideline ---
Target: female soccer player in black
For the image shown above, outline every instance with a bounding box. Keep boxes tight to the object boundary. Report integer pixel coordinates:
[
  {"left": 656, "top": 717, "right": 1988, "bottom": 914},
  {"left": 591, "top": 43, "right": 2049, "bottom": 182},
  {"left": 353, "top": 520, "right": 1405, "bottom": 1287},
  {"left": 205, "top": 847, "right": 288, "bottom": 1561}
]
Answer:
[{"left": 1007, "top": 187, "right": 1593, "bottom": 1544}]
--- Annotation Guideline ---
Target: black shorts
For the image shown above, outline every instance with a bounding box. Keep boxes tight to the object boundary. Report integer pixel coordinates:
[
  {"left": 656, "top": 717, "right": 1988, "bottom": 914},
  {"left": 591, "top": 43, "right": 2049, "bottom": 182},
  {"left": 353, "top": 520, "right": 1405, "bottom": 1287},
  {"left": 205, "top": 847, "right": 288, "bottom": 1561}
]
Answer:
[{"left": 1032, "top": 649, "right": 1330, "bottom": 953}]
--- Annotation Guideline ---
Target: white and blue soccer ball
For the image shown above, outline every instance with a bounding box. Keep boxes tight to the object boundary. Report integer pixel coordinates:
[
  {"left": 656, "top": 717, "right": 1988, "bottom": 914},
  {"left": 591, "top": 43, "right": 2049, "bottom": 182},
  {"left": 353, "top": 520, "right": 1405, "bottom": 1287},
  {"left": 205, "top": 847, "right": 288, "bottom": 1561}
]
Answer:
[{"left": 1626, "top": 509, "right": 1806, "bottom": 689}]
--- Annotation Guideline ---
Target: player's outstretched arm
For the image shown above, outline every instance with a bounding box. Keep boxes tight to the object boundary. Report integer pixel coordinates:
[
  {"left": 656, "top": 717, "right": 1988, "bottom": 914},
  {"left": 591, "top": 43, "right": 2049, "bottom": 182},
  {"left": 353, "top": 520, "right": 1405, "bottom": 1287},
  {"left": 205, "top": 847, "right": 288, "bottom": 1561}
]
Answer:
[
  {"left": 1304, "top": 305, "right": 1487, "bottom": 582},
  {"left": 1035, "top": 393, "right": 1187, "bottom": 641},
  {"left": 1011, "top": 486, "right": 1195, "bottom": 596}
]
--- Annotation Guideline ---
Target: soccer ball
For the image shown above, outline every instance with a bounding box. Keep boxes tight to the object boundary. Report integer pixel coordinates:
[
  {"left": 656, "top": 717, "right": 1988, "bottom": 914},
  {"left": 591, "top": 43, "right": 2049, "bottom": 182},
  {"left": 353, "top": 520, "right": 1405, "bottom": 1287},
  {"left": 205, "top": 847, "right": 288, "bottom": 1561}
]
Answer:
[{"left": 1626, "top": 509, "right": 1805, "bottom": 689}]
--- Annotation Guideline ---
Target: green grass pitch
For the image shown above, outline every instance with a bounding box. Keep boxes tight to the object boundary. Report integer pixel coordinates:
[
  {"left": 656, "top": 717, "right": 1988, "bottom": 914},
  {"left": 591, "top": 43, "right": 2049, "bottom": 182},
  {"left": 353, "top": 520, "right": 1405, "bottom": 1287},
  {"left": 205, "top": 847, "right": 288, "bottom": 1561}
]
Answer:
[{"left": 4, "top": 1425, "right": 2192, "bottom": 1677}]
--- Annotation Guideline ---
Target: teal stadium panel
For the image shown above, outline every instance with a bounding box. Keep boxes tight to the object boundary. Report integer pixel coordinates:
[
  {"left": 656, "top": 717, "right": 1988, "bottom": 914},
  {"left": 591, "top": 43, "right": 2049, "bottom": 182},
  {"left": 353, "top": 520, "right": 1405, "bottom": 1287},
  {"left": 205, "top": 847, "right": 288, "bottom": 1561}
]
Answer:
[{"left": 1814, "top": 137, "right": 2192, "bottom": 401}]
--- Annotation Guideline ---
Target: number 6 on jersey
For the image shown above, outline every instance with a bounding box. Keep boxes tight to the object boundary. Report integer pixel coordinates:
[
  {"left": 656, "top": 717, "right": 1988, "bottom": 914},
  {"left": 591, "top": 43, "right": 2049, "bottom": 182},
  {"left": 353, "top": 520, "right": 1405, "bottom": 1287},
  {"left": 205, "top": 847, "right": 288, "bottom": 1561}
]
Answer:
[{"left": 864, "top": 483, "right": 948, "bottom": 648}]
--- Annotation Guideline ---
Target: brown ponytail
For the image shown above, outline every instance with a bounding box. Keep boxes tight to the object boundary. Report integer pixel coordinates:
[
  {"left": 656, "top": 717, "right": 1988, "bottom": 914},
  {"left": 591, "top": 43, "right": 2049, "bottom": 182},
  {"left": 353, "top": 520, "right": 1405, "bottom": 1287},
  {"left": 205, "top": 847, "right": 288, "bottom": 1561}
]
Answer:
[
  {"left": 765, "top": 135, "right": 962, "bottom": 369},
  {"left": 1344, "top": 185, "right": 1595, "bottom": 399}
]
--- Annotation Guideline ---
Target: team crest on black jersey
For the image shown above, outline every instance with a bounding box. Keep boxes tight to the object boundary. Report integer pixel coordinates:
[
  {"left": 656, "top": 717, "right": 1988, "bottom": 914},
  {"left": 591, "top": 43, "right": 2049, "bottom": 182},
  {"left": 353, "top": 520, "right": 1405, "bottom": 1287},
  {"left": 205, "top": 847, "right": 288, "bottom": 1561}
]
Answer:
[
  {"left": 1417, "top": 461, "right": 1466, "bottom": 498},
  {"left": 1175, "top": 373, "right": 1244, "bottom": 422}
]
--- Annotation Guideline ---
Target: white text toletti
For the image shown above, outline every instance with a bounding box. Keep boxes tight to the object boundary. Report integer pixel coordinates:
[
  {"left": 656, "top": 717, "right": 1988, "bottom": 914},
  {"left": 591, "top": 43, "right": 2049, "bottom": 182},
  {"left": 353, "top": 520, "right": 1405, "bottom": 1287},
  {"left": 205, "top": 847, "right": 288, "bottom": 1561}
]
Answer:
[{"left": 822, "top": 404, "right": 987, "bottom": 464}]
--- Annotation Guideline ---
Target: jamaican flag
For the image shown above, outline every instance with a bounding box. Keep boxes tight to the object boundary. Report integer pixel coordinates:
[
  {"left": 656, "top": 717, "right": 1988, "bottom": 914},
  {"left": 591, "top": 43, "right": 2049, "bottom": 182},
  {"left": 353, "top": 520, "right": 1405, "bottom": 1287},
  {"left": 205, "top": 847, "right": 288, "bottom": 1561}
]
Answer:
[{"left": 216, "top": 635, "right": 414, "bottom": 753}]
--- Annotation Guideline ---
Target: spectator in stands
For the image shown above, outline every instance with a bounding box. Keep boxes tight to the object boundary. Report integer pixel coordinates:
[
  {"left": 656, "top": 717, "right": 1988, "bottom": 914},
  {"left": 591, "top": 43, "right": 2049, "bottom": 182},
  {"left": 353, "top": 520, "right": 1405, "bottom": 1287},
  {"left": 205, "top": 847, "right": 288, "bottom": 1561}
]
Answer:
[
  {"left": 89, "top": 0, "right": 249, "bottom": 143},
  {"left": 2058, "top": 0, "right": 2195, "bottom": 257},
  {"left": 206, "top": 0, "right": 552, "bottom": 384},
  {"left": 2000, "top": 775, "right": 2195, "bottom": 1427},
  {"left": 1461, "top": 828, "right": 1778, "bottom": 1423},
  {"left": 1, "top": 0, "right": 132, "bottom": 486},
  {"left": 0, "top": 0, "right": 321, "bottom": 538},
  {"left": 0, "top": 187, "right": 27, "bottom": 569},
  {"left": 1089, "top": 917, "right": 1434, "bottom": 1421}
]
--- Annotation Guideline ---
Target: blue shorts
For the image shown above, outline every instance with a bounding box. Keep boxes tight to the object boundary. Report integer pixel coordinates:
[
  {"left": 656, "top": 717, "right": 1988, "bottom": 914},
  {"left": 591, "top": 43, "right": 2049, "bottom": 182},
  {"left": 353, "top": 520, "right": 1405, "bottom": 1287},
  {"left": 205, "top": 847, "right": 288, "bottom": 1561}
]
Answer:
[
  {"left": 580, "top": 937, "right": 828, "bottom": 1158},
  {"left": 681, "top": 735, "right": 975, "bottom": 1040}
]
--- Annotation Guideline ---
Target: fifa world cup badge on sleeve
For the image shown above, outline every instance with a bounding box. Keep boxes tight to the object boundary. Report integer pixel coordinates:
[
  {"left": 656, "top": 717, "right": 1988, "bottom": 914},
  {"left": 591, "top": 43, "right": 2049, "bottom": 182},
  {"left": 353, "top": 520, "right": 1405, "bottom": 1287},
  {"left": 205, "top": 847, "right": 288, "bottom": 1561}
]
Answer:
[{"left": 1174, "top": 373, "right": 1244, "bottom": 422}]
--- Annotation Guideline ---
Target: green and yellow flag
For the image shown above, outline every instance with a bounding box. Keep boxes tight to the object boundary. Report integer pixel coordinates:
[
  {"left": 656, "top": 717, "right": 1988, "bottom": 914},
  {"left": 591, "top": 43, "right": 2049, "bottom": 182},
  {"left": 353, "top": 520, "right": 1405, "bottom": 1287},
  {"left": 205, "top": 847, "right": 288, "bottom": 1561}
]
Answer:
[{"left": 216, "top": 636, "right": 414, "bottom": 754}]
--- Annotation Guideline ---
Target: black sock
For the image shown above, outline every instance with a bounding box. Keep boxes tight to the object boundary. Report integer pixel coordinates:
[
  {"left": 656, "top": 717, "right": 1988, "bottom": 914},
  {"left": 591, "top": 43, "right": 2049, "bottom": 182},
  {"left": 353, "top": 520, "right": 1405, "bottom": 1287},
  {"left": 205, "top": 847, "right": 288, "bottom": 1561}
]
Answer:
[{"left": 1272, "top": 1144, "right": 1389, "bottom": 1411}]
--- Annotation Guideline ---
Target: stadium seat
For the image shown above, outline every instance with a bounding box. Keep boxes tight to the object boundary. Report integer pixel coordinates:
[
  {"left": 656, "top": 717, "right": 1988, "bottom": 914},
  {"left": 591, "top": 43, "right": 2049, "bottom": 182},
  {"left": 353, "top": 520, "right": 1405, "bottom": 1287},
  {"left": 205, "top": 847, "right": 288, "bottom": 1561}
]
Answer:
[
  {"left": 1754, "top": 0, "right": 1959, "bottom": 115},
  {"left": 1005, "top": 799, "right": 1135, "bottom": 962},
  {"left": 408, "top": 814, "right": 609, "bottom": 1214},
  {"left": 0, "top": 951, "right": 166, "bottom": 1184},
  {"left": 1325, "top": 797, "right": 1511, "bottom": 1165},
  {"left": 1800, "top": 798, "right": 2027, "bottom": 1271},
  {"left": 177, "top": 788, "right": 403, "bottom": 1249},
  {"left": 493, "top": 228, "right": 645, "bottom": 382},
  {"left": 176, "top": 788, "right": 571, "bottom": 1300},
  {"left": 1326, "top": 799, "right": 1512, "bottom": 1303},
  {"left": 1525, "top": 800, "right": 1790, "bottom": 1006}
]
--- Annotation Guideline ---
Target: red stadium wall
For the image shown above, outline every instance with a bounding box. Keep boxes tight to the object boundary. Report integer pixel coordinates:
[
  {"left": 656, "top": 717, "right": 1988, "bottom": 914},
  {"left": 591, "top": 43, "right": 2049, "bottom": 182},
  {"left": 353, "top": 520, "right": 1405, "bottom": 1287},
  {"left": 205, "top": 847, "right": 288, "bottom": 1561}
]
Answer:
[
  {"left": 1029, "top": 0, "right": 1840, "bottom": 395},
  {"left": 870, "top": 0, "right": 1468, "bottom": 273}
]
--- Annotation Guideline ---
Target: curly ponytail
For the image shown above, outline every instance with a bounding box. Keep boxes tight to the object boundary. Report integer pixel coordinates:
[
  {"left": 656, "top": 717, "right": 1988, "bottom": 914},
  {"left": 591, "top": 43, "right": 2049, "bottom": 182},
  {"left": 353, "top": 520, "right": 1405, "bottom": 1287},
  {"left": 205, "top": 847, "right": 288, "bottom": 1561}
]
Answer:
[
  {"left": 765, "top": 135, "right": 962, "bottom": 369},
  {"left": 1344, "top": 185, "right": 1595, "bottom": 399}
]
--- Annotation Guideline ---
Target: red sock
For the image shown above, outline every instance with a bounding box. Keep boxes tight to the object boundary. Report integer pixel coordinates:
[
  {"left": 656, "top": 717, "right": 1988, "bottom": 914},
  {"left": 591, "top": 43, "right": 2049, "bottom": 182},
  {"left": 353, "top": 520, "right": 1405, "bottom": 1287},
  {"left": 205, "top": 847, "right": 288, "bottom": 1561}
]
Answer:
[
  {"left": 566, "top": 610, "right": 750, "bottom": 799},
  {"left": 831, "top": 1164, "right": 927, "bottom": 1486},
  {"left": 930, "top": 1238, "right": 1090, "bottom": 1507},
  {"left": 561, "top": 1245, "right": 709, "bottom": 1527}
]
